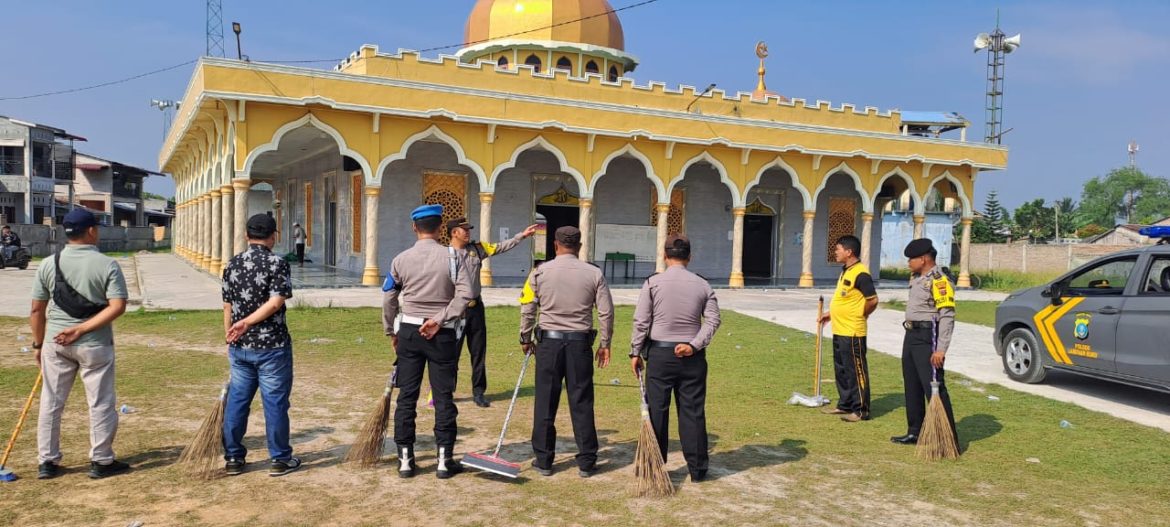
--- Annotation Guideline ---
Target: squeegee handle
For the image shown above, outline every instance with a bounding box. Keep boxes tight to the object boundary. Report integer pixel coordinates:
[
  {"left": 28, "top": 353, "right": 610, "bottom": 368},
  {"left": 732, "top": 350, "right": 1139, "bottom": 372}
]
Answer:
[
  {"left": 492, "top": 353, "right": 531, "bottom": 457},
  {"left": 1, "top": 371, "right": 42, "bottom": 470}
]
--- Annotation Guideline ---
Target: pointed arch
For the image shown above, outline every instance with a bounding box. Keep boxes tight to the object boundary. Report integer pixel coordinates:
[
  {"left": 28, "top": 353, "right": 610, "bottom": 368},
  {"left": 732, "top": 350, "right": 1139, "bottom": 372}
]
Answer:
[
  {"left": 376, "top": 124, "right": 488, "bottom": 190},
  {"left": 745, "top": 154, "right": 812, "bottom": 210},
  {"left": 668, "top": 151, "right": 740, "bottom": 206},
  {"left": 488, "top": 135, "right": 588, "bottom": 196},
  {"left": 875, "top": 166, "right": 920, "bottom": 211},
  {"left": 812, "top": 161, "right": 871, "bottom": 212},
  {"left": 589, "top": 143, "right": 665, "bottom": 203},
  {"left": 241, "top": 113, "right": 374, "bottom": 184},
  {"left": 921, "top": 170, "right": 973, "bottom": 217}
]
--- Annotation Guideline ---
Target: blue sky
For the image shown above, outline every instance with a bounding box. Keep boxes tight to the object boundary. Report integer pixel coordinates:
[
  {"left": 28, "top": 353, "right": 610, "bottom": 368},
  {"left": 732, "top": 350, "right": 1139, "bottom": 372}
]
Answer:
[{"left": 2, "top": 0, "right": 1167, "bottom": 212}]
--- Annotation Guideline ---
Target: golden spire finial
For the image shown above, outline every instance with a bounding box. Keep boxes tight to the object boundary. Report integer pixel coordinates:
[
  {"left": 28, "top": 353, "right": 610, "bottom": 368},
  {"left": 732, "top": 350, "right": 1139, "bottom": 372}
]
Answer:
[{"left": 755, "top": 41, "right": 769, "bottom": 94}]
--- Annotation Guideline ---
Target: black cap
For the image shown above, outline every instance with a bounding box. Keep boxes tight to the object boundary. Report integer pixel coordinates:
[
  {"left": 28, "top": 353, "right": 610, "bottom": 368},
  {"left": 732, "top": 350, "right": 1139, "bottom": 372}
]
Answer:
[
  {"left": 903, "top": 238, "right": 935, "bottom": 259},
  {"left": 63, "top": 209, "right": 98, "bottom": 235},
  {"left": 246, "top": 213, "right": 278, "bottom": 239},
  {"left": 665, "top": 234, "right": 690, "bottom": 251},
  {"left": 446, "top": 218, "right": 472, "bottom": 234},
  {"left": 555, "top": 226, "right": 581, "bottom": 246}
]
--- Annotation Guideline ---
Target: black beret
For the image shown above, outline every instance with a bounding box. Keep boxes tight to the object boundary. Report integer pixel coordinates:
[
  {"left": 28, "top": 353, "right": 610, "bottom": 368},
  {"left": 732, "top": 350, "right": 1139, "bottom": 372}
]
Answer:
[{"left": 903, "top": 238, "right": 935, "bottom": 258}]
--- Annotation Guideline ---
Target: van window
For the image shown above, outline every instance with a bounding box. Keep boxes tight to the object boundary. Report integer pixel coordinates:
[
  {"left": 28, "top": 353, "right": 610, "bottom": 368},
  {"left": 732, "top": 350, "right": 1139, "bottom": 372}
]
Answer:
[
  {"left": 1066, "top": 257, "right": 1137, "bottom": 296},
  {"left": 1140, "top": 257, "right": 1170, "bottom": 294}
]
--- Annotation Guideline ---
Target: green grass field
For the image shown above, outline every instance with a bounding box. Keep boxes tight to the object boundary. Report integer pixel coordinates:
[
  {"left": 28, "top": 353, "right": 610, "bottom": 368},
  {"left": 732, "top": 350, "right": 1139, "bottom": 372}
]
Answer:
[
  {"left": 881, "top": 268, "right": 1061, "bottom": 293},
  {"left": 1, "top": 306, "right": 1168, "bottom": 526},
  {"left": 883, "top": 299, "right": 1000, "bottom": 328}
]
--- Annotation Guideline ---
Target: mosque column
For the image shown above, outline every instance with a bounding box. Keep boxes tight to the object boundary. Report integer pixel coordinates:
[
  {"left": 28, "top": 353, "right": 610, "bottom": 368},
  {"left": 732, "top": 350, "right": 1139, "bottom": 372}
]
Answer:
[
  {"left": 655, "top": 203, "right": 670, "bottom": 272},
  {"left": 203, "top": 193, "right": 214, "bottom": 271},
  {"left": 209, "top": 189, "right": 223, "bottom": 275},
  {"left": 362, "top": 186, "right": 382, "bottom": 286},
  {"left": 174, "top": 204, "right": 182, "bottom": 258},
  {"left": 196, "top": 195, "right": 208, "bottom": 269},
  {"left": 913, "top": 214, "right": 925, "bottom": 239},
  {"left": 860, "top": 212, "right": 875, "bottom": 269},
  {"left": 578, "top": 198, "right": 594, "bottom": 263},
  {"left": 233, "top": 179, "right": 250, "bottom": 255},
  {"left": 729, "top": 207, "right": 746, "bottom": 288},
  {"left": 478, "top": 192, "right": 495, "bottom": 287},
  {"left": 958, "top": 218, "right": 973, "bottom": 288},
  {"left": 799, "top": 210, "right": 816, "bottom": 288},
  {"left": 220, "top": 185, "right": 234, "bottom": 265}
]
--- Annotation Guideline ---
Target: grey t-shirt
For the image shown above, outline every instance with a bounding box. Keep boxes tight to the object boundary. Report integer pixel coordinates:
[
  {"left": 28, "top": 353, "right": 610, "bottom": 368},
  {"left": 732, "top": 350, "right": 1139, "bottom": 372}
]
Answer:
[{"left": 31, "top": 244, "right": 128, "bottom": 347}]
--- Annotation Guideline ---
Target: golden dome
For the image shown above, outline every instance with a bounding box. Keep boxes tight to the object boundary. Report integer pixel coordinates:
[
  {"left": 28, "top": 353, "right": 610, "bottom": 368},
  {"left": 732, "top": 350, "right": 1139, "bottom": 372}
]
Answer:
[{"left": 464, "top": 0, "right": 625, "bottom": 50}]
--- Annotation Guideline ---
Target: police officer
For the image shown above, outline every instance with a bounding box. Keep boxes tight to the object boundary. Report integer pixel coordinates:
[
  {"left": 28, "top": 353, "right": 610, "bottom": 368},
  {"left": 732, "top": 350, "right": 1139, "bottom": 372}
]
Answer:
[
  {"left": 629, "top": 235, "right": 720, "bottom": 483},
  {"left": 447, "top": 218, "right": 538, "bottom": 407},
  {"left": 382, "top": 204, "right": 474, "bottom": 479},
  {"left": 519, "top": 226, "right": 614, "bottom": 478},
  {"left": 891, "top": 238, "right": 959, "bottom": 446},
  {"left": 817, "top": 235, "right": 879, "bottom": 423}
]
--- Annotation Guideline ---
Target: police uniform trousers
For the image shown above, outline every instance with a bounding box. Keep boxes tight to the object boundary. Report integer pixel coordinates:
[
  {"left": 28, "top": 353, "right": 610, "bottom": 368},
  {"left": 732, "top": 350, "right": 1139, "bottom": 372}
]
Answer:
[
  {"left": 646, "top": 345, "right": 708, "bottom": 473},
  {"left": 831, "top": 335, "right": 871, "bottom": 418},
  {"left": 902, "top": 327, "right": 957, "bottom": 442},
  {"left": 456, "top": 297, "right": 489, "bottom": 396},
  {"left": 532, "top": 335, "right": 598, "bottom": 470},
  {"left": 394, "top": 323, "right": 460, "bottom": 448}
]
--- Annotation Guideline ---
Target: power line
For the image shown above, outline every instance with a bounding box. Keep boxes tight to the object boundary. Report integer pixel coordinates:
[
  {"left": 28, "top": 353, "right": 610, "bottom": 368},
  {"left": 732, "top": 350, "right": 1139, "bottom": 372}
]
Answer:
[{"left": 0, "top": 0, "right": 663, "bottom": 101}]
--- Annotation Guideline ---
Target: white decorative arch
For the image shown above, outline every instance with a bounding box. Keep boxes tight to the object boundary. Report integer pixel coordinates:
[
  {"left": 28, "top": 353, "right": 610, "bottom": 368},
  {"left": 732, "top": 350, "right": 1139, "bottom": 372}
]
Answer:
[
  {"left": 812, "top": 161, "right": 872, "bottom": 212},
  {"left": 744, "top": 154, "right": 813, "bottom": 210},
  {"left": 376, "top": 124, "right": 488, "bottom": 190},
  {"left": 488, "top": 135, "right": 588, "bottom": 197},
  {"left": 589, "top": 144, "right": 665, "bottom": 203},
  {"left": 241, "top": 113, "right": 374, "bottom": 183},
  {"left": 667, "top": 151, "right": 741, "bottom": 206},
  {"left": 875, "top": 166, "right": 920, "bottom": 211},
  {"left": 921, "top": 170, "right": 973, "bottom": 218}
]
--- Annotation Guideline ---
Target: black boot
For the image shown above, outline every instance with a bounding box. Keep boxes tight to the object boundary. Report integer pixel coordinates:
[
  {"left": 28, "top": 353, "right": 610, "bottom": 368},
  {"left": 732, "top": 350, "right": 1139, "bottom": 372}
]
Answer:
[
  {"left": 436, "top": 446, "right": 463, "bottom": 479},
  {"left": 398, "top": 446, "right": 417, "bottom": 478}
]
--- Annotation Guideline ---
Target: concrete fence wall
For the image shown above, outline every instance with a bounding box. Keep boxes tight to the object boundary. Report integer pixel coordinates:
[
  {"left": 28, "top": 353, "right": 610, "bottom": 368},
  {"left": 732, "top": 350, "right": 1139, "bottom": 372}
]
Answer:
[
  {"left": 7, "top": 224, "right": 171, "bottom": 256},
  {"left": 966, "top": 243, "right": 1138, "bottom": 274}
]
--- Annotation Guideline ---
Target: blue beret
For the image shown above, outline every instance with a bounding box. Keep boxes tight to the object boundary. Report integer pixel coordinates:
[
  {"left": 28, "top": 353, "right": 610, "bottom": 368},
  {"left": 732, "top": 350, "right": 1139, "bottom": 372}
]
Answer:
[{"left": 411, "top": 204, "right": 443, "bottom": 221}]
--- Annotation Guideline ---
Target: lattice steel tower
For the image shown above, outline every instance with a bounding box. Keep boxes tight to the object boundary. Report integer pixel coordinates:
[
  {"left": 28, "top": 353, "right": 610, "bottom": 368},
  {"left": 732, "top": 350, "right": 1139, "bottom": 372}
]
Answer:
[
  {"left": 206, "top": 0, "right": 225, "bottom": 57},
  {"left": 974, "top": 15, "right": 1020, "bottom": 144}
]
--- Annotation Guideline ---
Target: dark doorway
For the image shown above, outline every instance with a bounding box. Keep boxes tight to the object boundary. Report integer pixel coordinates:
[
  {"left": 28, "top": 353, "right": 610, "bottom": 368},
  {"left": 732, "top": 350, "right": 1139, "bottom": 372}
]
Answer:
[
  {"left": 742, "top": 214, "right": 774, "bottom": 277},
  {"left": 325, "top": 202, "right": 337, "bottom": 266},
  {"left": 536, "top": 204, "right": 578, "bottom": 262}
]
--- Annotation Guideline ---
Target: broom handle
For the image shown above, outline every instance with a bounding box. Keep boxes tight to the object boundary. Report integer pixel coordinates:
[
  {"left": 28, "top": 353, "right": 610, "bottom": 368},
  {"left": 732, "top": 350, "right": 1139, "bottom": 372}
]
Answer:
[
  {"left": 636, "top": 364, "right": 650, "bottom": 415},
  {"left": 932, "top": 317, "right": 939, "bottom": 383},
  {"left": 814, "top": 296, "right": 824, "bottom": 398},
  {"left": 491, "top": 353, "right": 531, "bottom": 458},
  {"left": 1, "top": 371, "right": 42, "bottom": 470}
]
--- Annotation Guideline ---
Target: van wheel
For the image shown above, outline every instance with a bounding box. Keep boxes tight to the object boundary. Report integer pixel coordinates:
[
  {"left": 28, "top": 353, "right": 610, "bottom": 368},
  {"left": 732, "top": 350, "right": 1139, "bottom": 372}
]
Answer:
[
  {"left": 1002, "top": 328, "right": 1047, "bottom": 383},
  {"left": 18, "top": 260, "right": 29, "bottom": 270}
]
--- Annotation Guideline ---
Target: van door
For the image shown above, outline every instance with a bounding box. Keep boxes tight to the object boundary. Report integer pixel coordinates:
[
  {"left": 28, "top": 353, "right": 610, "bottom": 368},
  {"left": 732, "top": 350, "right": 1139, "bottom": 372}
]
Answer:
[
  {"left": 1115, "top": 255, "right": 1170, "bottom": 382},
  {"left": 1039, "top": 256, "right": 1136, "bottom": 373}
]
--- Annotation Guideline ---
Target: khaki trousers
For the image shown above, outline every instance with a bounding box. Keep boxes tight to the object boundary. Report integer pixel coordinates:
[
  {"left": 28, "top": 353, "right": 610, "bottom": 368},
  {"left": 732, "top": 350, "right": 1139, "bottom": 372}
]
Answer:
[{"left": 37, "top": 342, "right": 118, "bottom": 464}]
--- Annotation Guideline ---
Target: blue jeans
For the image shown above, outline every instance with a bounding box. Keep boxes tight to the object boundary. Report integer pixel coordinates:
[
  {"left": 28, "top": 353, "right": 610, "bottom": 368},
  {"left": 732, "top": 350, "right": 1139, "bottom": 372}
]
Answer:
[{"left": 223, "top": 345, "right": 293, "bottom": 461}]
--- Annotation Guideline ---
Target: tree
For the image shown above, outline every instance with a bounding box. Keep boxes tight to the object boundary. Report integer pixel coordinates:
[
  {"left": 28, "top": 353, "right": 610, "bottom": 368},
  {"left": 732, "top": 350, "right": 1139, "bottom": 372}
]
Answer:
[
  {"left": 1013, "top": 199, "right": 1056, "bottom": 242},
  {"left": 1079, "top": 167, "right": 1170, "bottom": 227},
  {"left": 1053, "top": 197, "right": 1081, "bottom": 239},
  {"left": 969, "top": 190, "right": 1010, "bottom": 243}
]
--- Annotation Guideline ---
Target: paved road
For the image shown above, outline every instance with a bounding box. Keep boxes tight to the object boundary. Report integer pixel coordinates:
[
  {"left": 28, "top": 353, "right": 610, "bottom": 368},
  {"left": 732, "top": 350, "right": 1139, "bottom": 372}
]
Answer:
[{"left": 5, "top": 253, "right": 1170, "bottom": 432}]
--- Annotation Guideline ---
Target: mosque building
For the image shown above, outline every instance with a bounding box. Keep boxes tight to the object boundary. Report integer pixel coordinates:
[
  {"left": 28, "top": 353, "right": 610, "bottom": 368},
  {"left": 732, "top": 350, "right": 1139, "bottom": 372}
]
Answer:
[{"left": 162, "top": 0, "right": 1007, "bottom": 288}]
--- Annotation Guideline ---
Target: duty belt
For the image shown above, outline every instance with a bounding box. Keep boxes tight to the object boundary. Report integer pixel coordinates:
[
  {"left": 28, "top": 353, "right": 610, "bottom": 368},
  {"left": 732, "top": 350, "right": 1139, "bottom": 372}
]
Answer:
[
  {"left": 903, "top": 321, "right": 934, "bottom": 330},
  {"left": 649, "top": 340, "right": 690, "bottom": 349},
  {"left": 538, "top": 329, "right": 593, "bottom": 342},
  {"left": 401, "top": 315, "right": 458, "bottom": 330}
]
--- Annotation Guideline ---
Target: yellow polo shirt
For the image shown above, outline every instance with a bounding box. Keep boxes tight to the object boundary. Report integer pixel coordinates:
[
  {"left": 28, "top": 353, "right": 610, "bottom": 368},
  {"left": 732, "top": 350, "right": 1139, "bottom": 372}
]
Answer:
[{"left": 830, "top": 262, "right": 877, "bottom": 337}]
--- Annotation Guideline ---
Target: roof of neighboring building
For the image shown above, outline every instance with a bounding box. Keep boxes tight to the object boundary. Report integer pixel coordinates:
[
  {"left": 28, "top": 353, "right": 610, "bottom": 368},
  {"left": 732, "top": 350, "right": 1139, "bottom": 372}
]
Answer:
[
  {"left": 113, "top": 201, "right": 174, "bottom": 217},
  {"left": 0, "top": 115, "right": 87, "bottom": 141},
  {"left": 75, "top": 152, "right": 164, "bottom": 177}
]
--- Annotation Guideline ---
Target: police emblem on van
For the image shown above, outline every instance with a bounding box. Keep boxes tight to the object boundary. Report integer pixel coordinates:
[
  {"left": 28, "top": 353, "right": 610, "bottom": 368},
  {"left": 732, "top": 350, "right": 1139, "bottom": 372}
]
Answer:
[{"left": 1073, "top": 312, "right": 1091, "bottom": 340}]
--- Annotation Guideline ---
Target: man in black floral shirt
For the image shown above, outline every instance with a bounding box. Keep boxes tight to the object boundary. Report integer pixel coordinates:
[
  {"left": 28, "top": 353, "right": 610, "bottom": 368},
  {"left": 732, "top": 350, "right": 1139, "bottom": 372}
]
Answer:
[{"left": 220, "top": 214, "right": 299, "bottom": 477}]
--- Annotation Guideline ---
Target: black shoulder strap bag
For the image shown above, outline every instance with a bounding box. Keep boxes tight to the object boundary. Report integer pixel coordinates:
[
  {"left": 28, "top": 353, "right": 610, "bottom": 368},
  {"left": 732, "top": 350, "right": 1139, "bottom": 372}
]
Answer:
[{"left": 52, "top": 251, "right": 108, "bottom": 319}]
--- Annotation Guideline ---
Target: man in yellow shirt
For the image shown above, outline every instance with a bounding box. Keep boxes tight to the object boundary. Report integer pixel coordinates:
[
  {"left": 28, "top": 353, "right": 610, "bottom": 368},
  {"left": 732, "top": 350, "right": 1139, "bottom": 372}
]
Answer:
[{"left": 817, "top": 235, "right": 879, "bottom": 422}]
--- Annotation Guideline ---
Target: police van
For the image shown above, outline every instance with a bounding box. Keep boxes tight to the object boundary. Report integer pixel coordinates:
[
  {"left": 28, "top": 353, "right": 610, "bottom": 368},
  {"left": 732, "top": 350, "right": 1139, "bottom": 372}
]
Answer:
[{"left": 994, "top": 226, "right": 1170, "bottom": 391}]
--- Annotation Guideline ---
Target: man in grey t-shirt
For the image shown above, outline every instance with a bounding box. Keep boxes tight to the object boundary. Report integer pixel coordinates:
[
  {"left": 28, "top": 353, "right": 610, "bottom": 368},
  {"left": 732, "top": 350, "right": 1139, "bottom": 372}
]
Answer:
[{"left": 29, "top": 209, "right": 129, "bottom": 480}]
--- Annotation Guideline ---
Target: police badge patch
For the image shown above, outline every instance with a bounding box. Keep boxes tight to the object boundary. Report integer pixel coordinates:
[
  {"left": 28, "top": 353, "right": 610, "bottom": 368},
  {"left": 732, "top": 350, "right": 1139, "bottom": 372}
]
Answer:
[{"left": 1074, "top": 312, "right": 1091, "bottom": 340}]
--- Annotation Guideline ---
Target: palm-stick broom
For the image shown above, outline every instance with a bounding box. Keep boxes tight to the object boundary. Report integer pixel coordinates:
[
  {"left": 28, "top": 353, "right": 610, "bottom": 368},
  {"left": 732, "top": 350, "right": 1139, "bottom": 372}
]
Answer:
[
  {"left": 0, "top": 371, "right": 42, "bottom": 482},
  {"left": 788, "top": 296, "right": 830, "bottom": 407},
  {"left": 463, "top": 352, "right": 532, "bottom": 478},
  {"left": 633, "top": 364, "right": 674, "bottom": 497},
  {"left": 345, "top": 366, "right": 398, "bottom": 467},
  {"left": 916, "top": 318, "right": 960, "bottom": 460},
  {"left": 177, "top": 380, "right": 229, "bottom": 479}
]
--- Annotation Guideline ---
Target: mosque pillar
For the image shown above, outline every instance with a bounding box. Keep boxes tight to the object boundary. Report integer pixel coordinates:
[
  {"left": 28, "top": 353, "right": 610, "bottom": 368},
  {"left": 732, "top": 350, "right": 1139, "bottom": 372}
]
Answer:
[
  {"left": 220, "top": 185, "right": 235, "bottom": 265},
  {"left": 860, "top": 212, "right": 875, "bottom": 269},
  {"left": 196, "top": 195, "right": 208, "bottom": 269},
  {"left": 233, "top": 179, "right": 250, "bottom": 254},
  {"left": 579, "top": 198, "right": 594, "bottom": 263},
  {"left": 913, "top": 214, "right": 926, "bottom": 239},
  {"left": 203, "top": 193, "right": 214, "bottom": 271},
  {"left": 729, "top": 207, "right": 746, "bottom": 288},
  {"left": 478, "top": 192, "right": 495, "bottom": 287},
  {"left": 799, "top": 210, "right": 816, "bottom": 288},
  {"left": 209, "top": 189, "right": 223, "bottom": 275},
  {"left": 362, "top": 186, "right": 382, "bottom": 286},
  {"left": 655, "top": 203, "right": 670, "bottom": 272},
  {"left": 958, "top": 218, "right": 973, "bottom": 288}
]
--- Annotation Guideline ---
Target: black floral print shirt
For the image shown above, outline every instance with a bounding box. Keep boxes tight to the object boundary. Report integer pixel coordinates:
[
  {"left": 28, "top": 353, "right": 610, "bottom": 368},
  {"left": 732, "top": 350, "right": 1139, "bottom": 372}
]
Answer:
[{"left": 221, "top": 244, "right": 293, "bottom": 349}]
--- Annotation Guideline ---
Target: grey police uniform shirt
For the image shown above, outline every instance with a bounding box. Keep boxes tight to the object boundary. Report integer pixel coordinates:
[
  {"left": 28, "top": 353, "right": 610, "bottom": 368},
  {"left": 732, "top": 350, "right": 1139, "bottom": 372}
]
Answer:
[
  {"left": 31, "top": 244, "right": 128, "bottom": 347},
  {"left": 630, "top": 264, "right": 722, "bottom": 356},
  {"left": 455, "top": 233, "right": 525, "bottom": 298},
  {"left": 382, "top": 238, "right": 474, "bottom": 335},
  {"left": 519, "top": 253, "right": 615, "bottom": 348},
  {"left": 905, "top": 267, "right": 957, "bottom": 353}
]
